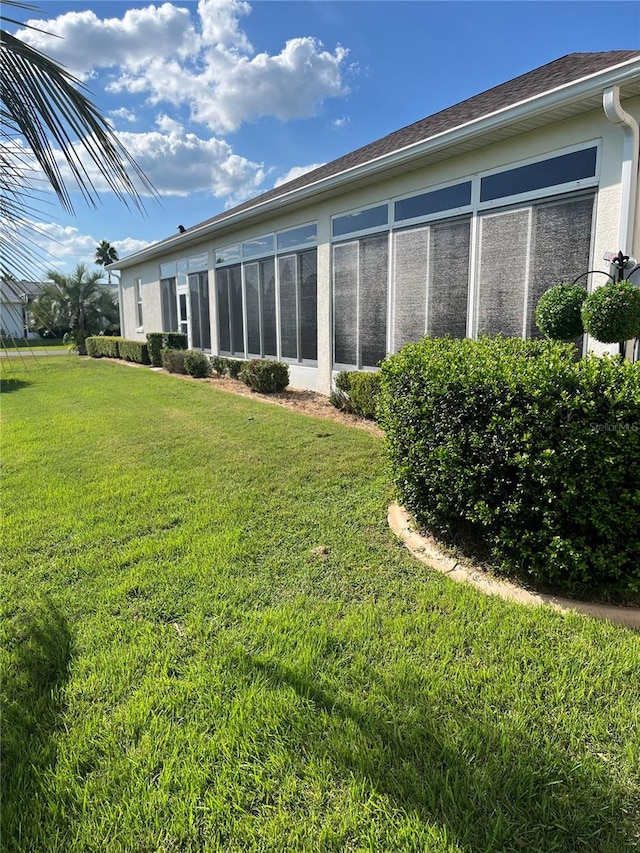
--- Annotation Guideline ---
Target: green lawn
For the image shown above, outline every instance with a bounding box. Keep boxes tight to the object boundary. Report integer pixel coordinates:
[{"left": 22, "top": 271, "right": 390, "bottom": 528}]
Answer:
[{"left": 2, "top": 358, "right": 639, "bottom": 853}]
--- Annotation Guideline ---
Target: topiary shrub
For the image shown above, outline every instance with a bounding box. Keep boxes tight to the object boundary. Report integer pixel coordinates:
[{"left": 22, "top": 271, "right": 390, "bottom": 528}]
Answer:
[
  {"left": 535, "top": 283, "right": 587, "bottom": 341},
  {"left": 240, "top": 359, "right": 289, "bottom": 393},
  {"left": 378, "top": 336, "right": 640, "bottom": 600},
  {"left": 163, "top": 332, "right": 188, "bottom": 350},
  {"left": 581, "top": 280, "right": 640, "bottom": 345},
  {"left": 162, "top": 348, "right": 188, "bottom": 374},
  {"left": 184, "top": 349, "right": 212, "bottom": 378},
  {"left": 87, "top": 336, "right": 120, "bottom": 358},
  {"left": 118, "top": 339, "right": 151, "bottom": 364},
  {"left": 226, "top": 358, "right": 244, "bottom": 379},
  {"left": 210, "top": 355, "right": 227, "bottom": 376},
  {"left": 330, "top": 370, "right": 381, "bottom": 419},
  {"left": 146, "top": 332, "right": 165, "bottom": 367}
]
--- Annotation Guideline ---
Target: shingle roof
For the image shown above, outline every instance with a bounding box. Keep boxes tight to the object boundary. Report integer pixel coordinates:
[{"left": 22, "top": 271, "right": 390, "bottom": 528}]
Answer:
[
  {"left": 195, "top": 51, "right": 639, "bottom": 227},
  {"left": 117, "top": 50, "right": 639, "bottom": 263}
]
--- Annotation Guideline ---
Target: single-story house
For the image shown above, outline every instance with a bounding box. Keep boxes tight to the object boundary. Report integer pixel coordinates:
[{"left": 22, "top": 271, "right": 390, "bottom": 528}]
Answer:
[
  {"left": 0, "top": 280, "right": 44, "bottom": 340},
  {"left": 110, "top": 51, "right": 640, "bottom": 393}
]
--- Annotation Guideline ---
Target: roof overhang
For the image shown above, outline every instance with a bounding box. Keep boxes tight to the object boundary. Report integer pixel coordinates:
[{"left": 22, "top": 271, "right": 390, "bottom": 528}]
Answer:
[{"left": 110, "top": 56, "right": 640, "bottom": 272}]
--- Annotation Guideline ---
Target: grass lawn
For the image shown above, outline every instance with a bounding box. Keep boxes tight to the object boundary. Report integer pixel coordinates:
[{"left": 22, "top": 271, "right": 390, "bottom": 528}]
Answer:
[
  {"left": 1, "top": 339, "right": 69, "bottom": 351},
  {"left": 1, "top": 358, "right": 639, "bottom": 853}
]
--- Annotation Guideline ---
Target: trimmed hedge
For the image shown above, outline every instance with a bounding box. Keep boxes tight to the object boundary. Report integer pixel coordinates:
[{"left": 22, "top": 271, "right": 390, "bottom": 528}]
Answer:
[
  {"left": 118, "top": 339, "right": 151, "bottom": 365},
  {"left": 147, "top": 332, "right": 188, "bottom": 367},
  {"left": 330, "top": 370, "right": 381, "bottom": 419},
  {"left": 378, "top": 336, "right": 640, "bottom": 599},
  {"left": 240, "top": 359, "right": 289, "bottom": 393},
  {"left": 162, "top": 348, "right": 188, "bottom": 374},
  {"left": 86, "top": 336, "right": 121, "bottom": 358},
  {"left": 184, "top": 350, "right": 212, "bottom": 378}
]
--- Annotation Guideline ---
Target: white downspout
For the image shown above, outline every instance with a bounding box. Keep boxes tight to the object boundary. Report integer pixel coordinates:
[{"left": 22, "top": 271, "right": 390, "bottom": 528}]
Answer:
[
  {"left": 603, "top": 85, "right": 639, "bottom": 257},
  {"left": 603, "top": 86, "right": 639, "bottom": 360}
]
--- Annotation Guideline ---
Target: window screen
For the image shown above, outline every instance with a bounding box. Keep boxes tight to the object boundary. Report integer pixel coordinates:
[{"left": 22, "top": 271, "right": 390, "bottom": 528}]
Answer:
[
  {"left": 244, "top": 263, "right": 261, "bottom": 355},
  {"left": 393, "top": 228, "right": 429, "bottom": 350},
  {"left": 260, "top": 258, "right": 277, "bottom": 357},
  {"left": 279, "top": 255, "right": 298, "bottom": 360},
  {"left": 161, "top": 277, "right": 178, "bottom": 332},
  {"left": 359, "top": 234, "right": 388, "bottom": 367},
  {"left": 477, "top": 208, "right": 531, "bottom": 337},
  {"left": 216, "top": 264, "right": 243, "bottom": 355},
  {"left": 299, "top": 250, "right": 317, "bottom": 361},
  {"left": 188, "top": 272, "right": 210, "bottom": 350},
  {"left": 428, "top": 218, "right": 470, "bottom": 338},
  {"left": 333, "top": 242, "right": 359, "bottom": 365}
]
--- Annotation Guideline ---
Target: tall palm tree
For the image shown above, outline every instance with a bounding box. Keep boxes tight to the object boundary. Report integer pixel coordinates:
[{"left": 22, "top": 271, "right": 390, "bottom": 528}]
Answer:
[
  {"left": 29, "top": 263, "right": 118, "bottom": 354},
  {"left": 95, "top": 240, "right": 119, "bottom": 285},
  {"left": 1, "top": 1, "right": 156, "bottom": 285}
]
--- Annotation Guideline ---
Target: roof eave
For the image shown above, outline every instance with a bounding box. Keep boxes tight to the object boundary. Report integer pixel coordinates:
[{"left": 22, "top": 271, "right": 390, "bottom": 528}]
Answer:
[{"left": 110, "top": 56, "right": 640, "bottom": 272}]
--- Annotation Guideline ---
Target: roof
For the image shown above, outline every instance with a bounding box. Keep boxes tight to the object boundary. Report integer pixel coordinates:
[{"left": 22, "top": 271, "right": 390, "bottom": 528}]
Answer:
[{"left": 112, "top": 50, "right": 640, "bottom": 269}]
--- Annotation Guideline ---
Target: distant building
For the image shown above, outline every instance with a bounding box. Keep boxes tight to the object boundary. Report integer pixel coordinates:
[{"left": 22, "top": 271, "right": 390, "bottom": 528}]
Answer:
[
  {"left": 110, "top": 52, "right": 640, "bottom": 393},
  {"left": 0, "top": 280, "right": 45, "bottom": 340}
]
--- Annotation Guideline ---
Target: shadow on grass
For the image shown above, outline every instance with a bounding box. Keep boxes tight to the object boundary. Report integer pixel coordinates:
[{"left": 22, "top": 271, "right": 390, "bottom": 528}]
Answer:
[
  {"left": 248, "top": 656, "right": 634, "bottom": 852},
  {"left": 1, "top": 598, "right": 73, "bottom": 847},
  {"left": 0, "top": 378, "right": 31, "bottom": 394}
]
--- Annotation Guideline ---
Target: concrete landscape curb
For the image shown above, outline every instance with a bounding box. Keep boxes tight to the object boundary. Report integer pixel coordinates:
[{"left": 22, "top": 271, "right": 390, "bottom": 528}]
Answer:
[{"left": 388, "top": 502, "right": 640, "bottom": 630}]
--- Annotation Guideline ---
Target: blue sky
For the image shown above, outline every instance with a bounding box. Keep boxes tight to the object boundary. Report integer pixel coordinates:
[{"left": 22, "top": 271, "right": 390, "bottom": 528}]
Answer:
[{"left": 10, "top": 0, "right": 640, "bottom": 273}]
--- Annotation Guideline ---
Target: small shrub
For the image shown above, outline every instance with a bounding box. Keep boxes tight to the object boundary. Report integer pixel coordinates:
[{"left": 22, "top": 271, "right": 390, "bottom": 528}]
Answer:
[
  {"left": 581, "top": 280, "right": 640, "bottom": 344},
  {"left": 240, "top": 359, "right": 289, "bottom": 393},
  {"left": 146, "top": 332, "right": 165, "bottom": 367},
  {"left": 226, "top": 358, "right": 244, "bottom": 379},
  {"left": 184, "top": 350, "right": 212, "bottom": 378},
  {"left": 210, "top": 355, "right": 227, "bottom": 376},
  {"left": 163, "top": 332, "right": 188, "bottom": 350},
  {"left": 378, "top": 336, "right": 640, "bottom": 600},
  {"left": 118, "top": 339, "right": 151, "bottom": 365},
  {"left": 86, "top": 336, "right": 121, "bottom": 358},
  {"left": 162, "top": 348, "right": 188, "bottom": 374},
  {"left": 535, "top": 283, "right": 587, "bottom": 341},
  {"left": 330, "top": 370, "right": 381, "bottom": 419}
]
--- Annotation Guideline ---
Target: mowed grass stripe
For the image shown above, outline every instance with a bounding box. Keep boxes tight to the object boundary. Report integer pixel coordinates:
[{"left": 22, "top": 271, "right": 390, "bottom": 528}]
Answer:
[{"left": 1, "top": 358, "right": 639, "bottom": 853}]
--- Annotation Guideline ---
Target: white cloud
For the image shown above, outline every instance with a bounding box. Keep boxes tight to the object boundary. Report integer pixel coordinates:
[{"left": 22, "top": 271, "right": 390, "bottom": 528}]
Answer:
[
  {"left": 274, "top": 163, "right": 325, "bottom": 188},
  {"left": 56, "top": 123, "right": 266, "bottom": 202},
  {"left": 19, "top": 1, "right": 350, "bottom": 133},
  {"left": 13, "top": 219, "right": 149, "bottom": 274},
  {"left": 110, "top": 108, "right": 137, "bottom": 123},
  {"left": 332, "top": 116, "right": 350, "bottom": 128}
]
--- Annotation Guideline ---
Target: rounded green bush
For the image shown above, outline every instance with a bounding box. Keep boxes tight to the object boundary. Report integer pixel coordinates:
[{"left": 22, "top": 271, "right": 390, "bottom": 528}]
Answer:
[
  {"left": 535, "top": 283, "right": 586, "bottom": 341},
  {"left": 581, "top": 280, "right": 640, "bottom": 343},
  {"left": 184, "top": 349, "right": 212, "bottom": 378}
]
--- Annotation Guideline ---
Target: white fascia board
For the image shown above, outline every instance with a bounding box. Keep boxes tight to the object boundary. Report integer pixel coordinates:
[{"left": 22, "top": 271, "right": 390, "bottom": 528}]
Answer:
[{"left": 110, "top": 57, "right": 640, "bottom": 271}]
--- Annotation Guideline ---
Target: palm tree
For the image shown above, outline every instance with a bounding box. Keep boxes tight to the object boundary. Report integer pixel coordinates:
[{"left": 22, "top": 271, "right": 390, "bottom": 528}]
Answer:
[
  {"left": 1, "top": 1, "right": 156, "bottom": 285},
  {"left": 95, "top": 240, "right": 119, "bottom": 285},
  {"left": 29, "top": 263, "right": 118, "bottom": 354}
]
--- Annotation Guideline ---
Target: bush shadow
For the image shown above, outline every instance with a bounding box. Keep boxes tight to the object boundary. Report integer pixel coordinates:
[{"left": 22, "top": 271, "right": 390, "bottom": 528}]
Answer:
[
  {"left": 0, "top": 377, "right": 31, "bottom": 394},
  {"left": 247, "top": 655, "right": 634, "bottom": 852},
  {"left": 1, "top": 598, "right": 73, "bottom": 846}
]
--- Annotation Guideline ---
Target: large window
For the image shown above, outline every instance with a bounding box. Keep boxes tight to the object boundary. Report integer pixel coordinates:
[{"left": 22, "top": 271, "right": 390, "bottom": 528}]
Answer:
[
  {"left": 333, "top": 233, "right": 388, "bottom": 368},
  {"left": 475, "top": 193, "right": 594, "bottom": 338},
  {"left": 160, "top": 277, "right": 178, "bottom": 332},
  {"left": 393, "top": 217, "right": 471, "bottom": 350},
  {"left": 134, "top": 278, "right": 143, "bottom": 328},
  {"left": 189, "top": 272, "right": 211, "bottom": 350},
  {"left": 215, "top": 225, "right": 317, "bottom": 362},
  {"left": 480, "top": 146, "right": 597, "bottom": 203}
]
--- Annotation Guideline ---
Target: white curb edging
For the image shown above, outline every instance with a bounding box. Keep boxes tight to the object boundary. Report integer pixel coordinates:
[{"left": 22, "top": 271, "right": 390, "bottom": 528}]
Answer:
[{"left": 388, "top": 502, "right": 640, "bottom": 630}]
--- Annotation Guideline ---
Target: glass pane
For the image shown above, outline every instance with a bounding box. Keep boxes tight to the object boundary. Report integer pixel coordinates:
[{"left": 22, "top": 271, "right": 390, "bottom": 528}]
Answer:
[
  {"left": 333, "top": 242, "right": 358, "bottom": 365},
  {"left": 244, "top": 263, "right": 261, "bottom": 355},
  {"left": 160, "top": 262, "right": 176, "bottom": 278},
  {"left": 428, "top": 218, "right": 470, "bottom": 338},
  {"left": 260, "top": 258, "right": 277, "bottom": 358},
  {"left": 279, "top": 255, "right": 298, "bottom": 360},
  {"left": 395, "top": 182, "right": 472, "bottom": 222},
  {"left": 480, "top": 147, "right": 597, "bottom": 202},
  {"left": 198, "top": 273, "right": 211, "bottom": 350},
  {"left": 188, "top": 274, "right": 201, "bottom": 350},
  {"left": 161, "top": 277, "right": 178, "bottom": 332},
  {"left": 229, "top": 264, "right": 244, "bottom": 357},
  {"left": 333, "top": 204, "right": 388, "bottom": 238},
  {"left": 243, "top": 234, "right": 275, "bottom": 260},
  {"left": 527, "top": 195, "right": 593, "bottom": 339},
  {"left": 393, "top": 227, "right": 428, "bottom": 351},
  {"left": 216, "top": 269, "right": 231, "bottom": 353},
  {"left": 188, "top": 252, "right": 208, "bottom": 272},
  {"left": 299, "top": 249, "right": 317, "bottom": 361},
  {"left": 215, "top": 245, "right": 241, "bottom": 266},
  {"left": 277, "top": 223, "right": 317, "bottom": 252},
  {"left": 477, "top": 208, "right": 530, "bottom": 337},
  {"left": 177, "top": 259, "right": 188, "bottom": 289},
  {"left": 359, "top": 233, "right": 388, "bottom": 368}
]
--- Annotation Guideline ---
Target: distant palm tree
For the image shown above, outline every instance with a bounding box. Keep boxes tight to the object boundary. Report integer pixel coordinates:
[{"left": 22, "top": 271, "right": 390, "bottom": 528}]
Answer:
[
  {"left": 95, "top": 240, "right": 119, "bottom": 286},
  {"left": 29, "top": 263, "right": 118, "bottom": 354},
  {"left": 1, "top": 1, "right": 156, "bottom": 283}
]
